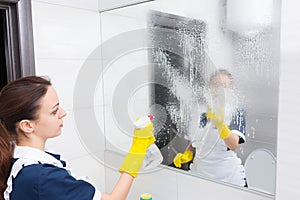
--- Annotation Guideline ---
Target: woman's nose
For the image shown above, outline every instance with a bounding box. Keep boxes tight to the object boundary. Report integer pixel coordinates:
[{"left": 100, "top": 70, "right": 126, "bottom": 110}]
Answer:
[{"left": 59, "top": 107, "right": 67, "bottom": 118}]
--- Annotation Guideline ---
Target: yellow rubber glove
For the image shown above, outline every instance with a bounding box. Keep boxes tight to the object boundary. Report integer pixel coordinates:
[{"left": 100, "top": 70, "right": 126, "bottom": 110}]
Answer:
[
  {"left": 206, "top": 106, "right": 231, "bottom": 139},
  {"left": 173, "top": 150, "right": 193, "bottom": 168},
  {"left": 119, "top": 122, "right": 155, "bottom": 177}
]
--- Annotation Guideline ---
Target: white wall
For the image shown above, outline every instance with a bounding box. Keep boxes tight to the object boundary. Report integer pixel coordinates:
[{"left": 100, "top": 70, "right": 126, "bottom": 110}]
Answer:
[
  {"left": 30, "top": 0, "right": 300, "bottom": 199},
  {"left": 276, "top": 0, "right": 300, "bottom": 199}
]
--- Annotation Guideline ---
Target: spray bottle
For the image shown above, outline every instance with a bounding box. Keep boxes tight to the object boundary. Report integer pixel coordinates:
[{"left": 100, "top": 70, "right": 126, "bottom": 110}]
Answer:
[{"left": 133, "top": 115, "right": 163, "bottom": 170}]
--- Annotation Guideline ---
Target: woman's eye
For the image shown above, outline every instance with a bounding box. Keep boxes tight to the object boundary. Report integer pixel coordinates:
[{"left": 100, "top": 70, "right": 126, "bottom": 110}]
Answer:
[{"left": 52, "top": 108, "right": 59, "bottom": 114}]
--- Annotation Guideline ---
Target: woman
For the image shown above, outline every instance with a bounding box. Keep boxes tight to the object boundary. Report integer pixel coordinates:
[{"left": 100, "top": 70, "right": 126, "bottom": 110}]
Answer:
[
  {"left": 173, "top": 69, "right": 247, "bottom": 187},
  {"left": 0, "top": 76, "right": 154, "bottom": 200}
]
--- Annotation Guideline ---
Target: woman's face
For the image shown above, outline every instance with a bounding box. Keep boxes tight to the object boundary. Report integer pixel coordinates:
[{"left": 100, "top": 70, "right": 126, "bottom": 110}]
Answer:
[
  {"left": 33, "top": 86, "right": 67, "bottom": 140},
  {"left": 209, "top": 73, "right": 232, "bottom": 95},
  {"left": 208, "top": 73, "right": 234, "bottom": 109}
]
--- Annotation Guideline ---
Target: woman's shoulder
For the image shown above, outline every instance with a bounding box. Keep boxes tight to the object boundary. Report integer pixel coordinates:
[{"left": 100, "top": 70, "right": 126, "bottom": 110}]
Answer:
[
  {"left": 12, "top": 163, "right": 96, "bottom": 200},
  {"left": 10, "top": 163, "right": 56, "bottom": 199},
  {"left": 13, "top": 162, "right": 65, "bottom": 185}
]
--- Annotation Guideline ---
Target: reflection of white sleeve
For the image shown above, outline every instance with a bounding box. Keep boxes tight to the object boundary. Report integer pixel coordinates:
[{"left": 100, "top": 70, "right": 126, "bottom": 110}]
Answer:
[
  {"left": 231, "top": 129, "right": 246, "bottom": 142},
  {"left": 186, "top": 104, "right": 207, "bottom": 142}
]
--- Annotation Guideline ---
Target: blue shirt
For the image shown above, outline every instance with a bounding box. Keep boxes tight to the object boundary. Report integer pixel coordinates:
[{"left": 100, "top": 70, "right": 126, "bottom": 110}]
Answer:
[{"left": 10, "top": 153, "right": 96, "bottom": 200}]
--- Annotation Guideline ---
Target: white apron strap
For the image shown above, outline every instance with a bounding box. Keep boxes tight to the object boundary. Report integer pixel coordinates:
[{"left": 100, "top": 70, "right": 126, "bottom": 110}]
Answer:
[{"left": 4, "top": 158, "right": 40, "bottom": 200}]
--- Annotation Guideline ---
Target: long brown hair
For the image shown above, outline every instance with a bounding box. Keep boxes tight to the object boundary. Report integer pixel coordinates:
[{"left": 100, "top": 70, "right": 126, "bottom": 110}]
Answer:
[{"left": 0, "top": 76, "right": 51, "bottom": 199}]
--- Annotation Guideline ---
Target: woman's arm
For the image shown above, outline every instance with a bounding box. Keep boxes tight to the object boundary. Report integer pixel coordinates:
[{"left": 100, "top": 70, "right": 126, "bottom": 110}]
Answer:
[
  {"left": 185, "top": 142, "right": 196, "bottom": 154},
  {"left": 101, "top": 172, "right": 134, "bottom": 200},
  {"left": 223, "top": 134, "right": 239, "bottom": 150},
  {"left": 206, "top": 108, "right": 243, "bottom": 150},
  {"left": 101, "top": 122, "right": 155, "bottom": 200}
]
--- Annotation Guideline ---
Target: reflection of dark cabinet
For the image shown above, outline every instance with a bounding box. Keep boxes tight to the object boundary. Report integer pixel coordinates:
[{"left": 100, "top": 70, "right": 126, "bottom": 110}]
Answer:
[{"left": 148, "top": 10, "right": 207, "bottom": 167}]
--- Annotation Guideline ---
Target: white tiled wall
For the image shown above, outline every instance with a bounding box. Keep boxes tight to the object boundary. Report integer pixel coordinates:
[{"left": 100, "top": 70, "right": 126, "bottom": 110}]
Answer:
[
  {"left": 177, "top": 173, "right": 273, "bottom": 200},
  {"left": 276, "top": 0, "right": 300, "bottom": 199},
  {"left": 32, "top": 2, "right": 100, "bottom": 60}
]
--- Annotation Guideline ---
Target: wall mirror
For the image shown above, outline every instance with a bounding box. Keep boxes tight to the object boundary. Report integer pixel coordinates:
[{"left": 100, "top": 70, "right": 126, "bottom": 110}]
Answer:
[
  {"left": 99, "top": 0, "right": 280, "bottom": 196},
  {"left": 148, "top": 1, "right": 280, "bottom": 196}
]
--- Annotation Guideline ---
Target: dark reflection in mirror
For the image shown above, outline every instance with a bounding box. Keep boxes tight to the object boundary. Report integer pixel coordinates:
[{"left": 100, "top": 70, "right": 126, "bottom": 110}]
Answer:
[{"left": 148, "top": 10, "right": 207, "bottom": 170}]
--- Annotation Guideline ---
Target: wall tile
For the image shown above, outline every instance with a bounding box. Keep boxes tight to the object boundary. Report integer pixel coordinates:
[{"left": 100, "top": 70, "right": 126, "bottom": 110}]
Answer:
[
  {"left": 177, "top": 171, "right": 273, "bottom": 200},
  {"left": 101, "top": 50, "right": 150, "bottom": 104},
  {"left": 71, "top": 106, "right": 106, "bottom": 155},
  {"left": 100, "top": 13, "right": 138, "bottom": 42},
  {"left": 103, "top": 105, "right": 132, "bottom": 153},
  {"left": 35, "top": 59, "right": 103, "bottom": 110},
  {"left": 130, "top": 166, "right": 178, "bottom": 199},
  {"left": 33, "top": 0, "right": 99, "bottom": 11},
  {"left": 32, "top": 1, "right": 101, "bottom": 60}
]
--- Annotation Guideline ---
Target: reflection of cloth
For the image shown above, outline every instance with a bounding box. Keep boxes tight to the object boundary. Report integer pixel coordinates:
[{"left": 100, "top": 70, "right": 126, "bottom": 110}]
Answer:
[
  {"left": 5, "top": 146, "right": 101, "bottom": 200},
  {"left": 187, "top": 106, "right": 247, "bottom": 187}
]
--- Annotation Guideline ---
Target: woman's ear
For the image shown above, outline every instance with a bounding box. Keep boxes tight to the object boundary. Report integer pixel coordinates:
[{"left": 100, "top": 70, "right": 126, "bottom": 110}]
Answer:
[{"left": 18, "top": 120, "right": 34, "bottom": 134}]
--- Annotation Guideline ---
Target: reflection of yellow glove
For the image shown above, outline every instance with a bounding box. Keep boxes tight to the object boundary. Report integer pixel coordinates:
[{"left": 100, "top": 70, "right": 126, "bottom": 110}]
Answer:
[
  {"left": 206, "top": 106, "right": 231, "bottom": 139},
  {"left": 173, "top": 150, "right": 193, "bottom": 168},
  {"left": 119, "top": 122, "right": 155, "bottom": 177}
]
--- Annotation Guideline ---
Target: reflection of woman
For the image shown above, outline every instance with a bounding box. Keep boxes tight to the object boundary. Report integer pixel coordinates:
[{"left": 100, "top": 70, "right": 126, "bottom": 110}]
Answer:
[
  {"left": 173, "top": 69, "right": 247, "bottom": 187},
  {"left": 0, "top": 76, "right": 154, "bottom": 200}
]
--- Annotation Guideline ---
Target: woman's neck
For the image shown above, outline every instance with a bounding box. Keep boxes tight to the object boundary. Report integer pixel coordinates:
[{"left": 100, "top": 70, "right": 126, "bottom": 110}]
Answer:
[{"left": 17, "top": 138, "right": 46, "bottom": 151}]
